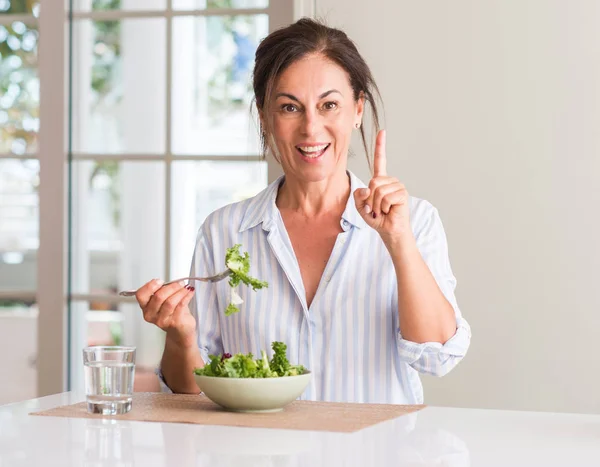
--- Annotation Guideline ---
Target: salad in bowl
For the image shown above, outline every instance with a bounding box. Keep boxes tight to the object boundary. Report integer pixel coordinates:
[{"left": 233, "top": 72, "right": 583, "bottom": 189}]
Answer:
[
  {"left": 194, "top": 342, "right": 311, "bottom": 412},
  {"left": 193, "top": 246, "right": 310, "bottom": 412}
]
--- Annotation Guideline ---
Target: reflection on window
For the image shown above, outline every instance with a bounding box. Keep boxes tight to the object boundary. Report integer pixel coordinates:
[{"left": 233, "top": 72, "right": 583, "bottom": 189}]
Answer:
[
  {"left": 173, "top": 0, "right": 269, "bottom": 11},
  {"left": 0, "top": 17, "right": 39, "bottom": 154},
  {"left": 0, "top": 160, "right": 39, "bottom": 290},
  {"left": 0, "top": 1, "right": 40, "bottom": 15},
  {"left": 88, "top": 160, "right": 121, "bottom": 251},
  {"left": 172, "top": 14, "right": 267, "bottom": 155},
  {"left": 91, "top": 19, "right": 121, "bottom": 124},
  {"left": 71, "top": 161, "right": 166, "bottom": 295},
  {"left": 0, "top": 299, "right": 36, "bottom": 313},
  {"left": 72, "top": 0, "right": 166, "bottom": 12},
  {"left": 73, "top": 18, "right": 166, "bottom": 153},
  {"left": 0, "top": 160, "right": 38, "bottom": 251},
  {"left": 92, "top": 0, "right": 120, "bottom": 10},
  {"left": 170, "top": 160, "right": 266, "bottom": 277}
]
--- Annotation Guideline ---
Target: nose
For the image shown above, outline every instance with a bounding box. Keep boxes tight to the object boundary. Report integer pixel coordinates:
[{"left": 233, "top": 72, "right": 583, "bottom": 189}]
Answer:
[{"left": 300, "top": 108, "right": 319, "bottom": 136}]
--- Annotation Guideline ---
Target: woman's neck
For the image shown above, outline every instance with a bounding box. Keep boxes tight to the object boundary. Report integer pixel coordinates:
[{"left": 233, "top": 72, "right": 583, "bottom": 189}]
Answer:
[{"left": 276, "top": 170, "right": 351, "bottom": 218}]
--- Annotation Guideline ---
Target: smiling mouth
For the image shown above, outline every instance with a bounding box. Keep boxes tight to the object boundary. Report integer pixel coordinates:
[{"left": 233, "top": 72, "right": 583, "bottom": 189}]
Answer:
[{"left": 296, "top": 143, "right": 331, "bottom": 159}]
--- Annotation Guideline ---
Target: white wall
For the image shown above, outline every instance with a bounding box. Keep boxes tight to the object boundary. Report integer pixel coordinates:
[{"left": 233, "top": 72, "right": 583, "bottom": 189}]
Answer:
[{"left": 316, "top": 0, "right": 600, "bottom": 414}]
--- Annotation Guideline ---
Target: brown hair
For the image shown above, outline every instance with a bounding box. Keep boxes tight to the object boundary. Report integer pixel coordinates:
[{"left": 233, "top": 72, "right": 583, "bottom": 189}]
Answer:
[{"left": 253, "top": 17, "right": 383, "bottom": 171}]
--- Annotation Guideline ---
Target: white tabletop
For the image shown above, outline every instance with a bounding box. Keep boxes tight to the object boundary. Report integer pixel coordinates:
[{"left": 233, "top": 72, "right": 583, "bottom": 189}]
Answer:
[{"left": 0, "top": 392, "right": 599, "bottom": 466}]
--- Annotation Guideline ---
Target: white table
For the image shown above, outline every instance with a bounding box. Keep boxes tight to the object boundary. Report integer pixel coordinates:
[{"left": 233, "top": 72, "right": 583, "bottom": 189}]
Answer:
[{"left": 1, "top": 392, "right": 599, "bottom": 466}]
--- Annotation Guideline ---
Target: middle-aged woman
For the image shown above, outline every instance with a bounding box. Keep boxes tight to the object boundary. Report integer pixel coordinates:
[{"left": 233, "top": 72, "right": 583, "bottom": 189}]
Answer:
[{"left": 135, "top": 18, "right": 471, "bottom": 404}]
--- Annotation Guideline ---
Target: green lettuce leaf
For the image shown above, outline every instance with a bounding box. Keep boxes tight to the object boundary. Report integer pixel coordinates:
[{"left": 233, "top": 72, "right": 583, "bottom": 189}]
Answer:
[
  {"left": 224, "top": 244, "right": 268, "bottom": 315},
  {"left": 193, "top": 341, "right": 306, "bottom": 378}
]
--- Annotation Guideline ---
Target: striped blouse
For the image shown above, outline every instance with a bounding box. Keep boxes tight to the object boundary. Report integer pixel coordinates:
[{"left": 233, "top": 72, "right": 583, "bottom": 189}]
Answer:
[{"left": 159, "top": 171, "right": 471, "bottom": 404}]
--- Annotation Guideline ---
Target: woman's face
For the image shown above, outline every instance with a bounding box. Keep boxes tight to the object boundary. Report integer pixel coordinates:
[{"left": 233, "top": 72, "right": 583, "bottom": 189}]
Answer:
[{"left": 266, "top": 53, "right": 364, "bottom": 184}]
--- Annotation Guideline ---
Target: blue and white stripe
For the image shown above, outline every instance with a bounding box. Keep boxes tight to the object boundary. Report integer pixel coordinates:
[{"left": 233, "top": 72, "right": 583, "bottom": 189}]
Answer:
[{"left": 161, "top": 171, "right": 471, "bottom": 404}]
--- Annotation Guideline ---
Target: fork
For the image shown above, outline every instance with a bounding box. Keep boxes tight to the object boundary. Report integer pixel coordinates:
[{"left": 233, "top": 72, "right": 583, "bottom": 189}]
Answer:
[{"left": 118, "top": 269, "right": 232, "bottom": 297}]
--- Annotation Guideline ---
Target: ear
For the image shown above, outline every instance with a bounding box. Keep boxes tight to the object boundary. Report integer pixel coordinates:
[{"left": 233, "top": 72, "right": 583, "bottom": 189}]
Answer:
[{"left": 355, "top": 91, "right": 365, "bottom": 122}]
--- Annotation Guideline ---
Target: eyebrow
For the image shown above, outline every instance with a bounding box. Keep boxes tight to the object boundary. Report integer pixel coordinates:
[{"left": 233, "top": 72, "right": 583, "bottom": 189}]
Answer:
[{"left": 275, "top": 89, "right": 343, "bottom": 102}]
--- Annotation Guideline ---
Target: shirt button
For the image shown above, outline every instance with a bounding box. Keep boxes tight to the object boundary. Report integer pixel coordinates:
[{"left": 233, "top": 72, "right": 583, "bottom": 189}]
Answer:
[{"left": 342, "top": 220, "right": 349, "bottom": 227}]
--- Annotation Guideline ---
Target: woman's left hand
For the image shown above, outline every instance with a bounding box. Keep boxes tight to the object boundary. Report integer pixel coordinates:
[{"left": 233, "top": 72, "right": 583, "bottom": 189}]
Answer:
[{"left": 354, "top": 130, "right": 414, "bottom": 247}]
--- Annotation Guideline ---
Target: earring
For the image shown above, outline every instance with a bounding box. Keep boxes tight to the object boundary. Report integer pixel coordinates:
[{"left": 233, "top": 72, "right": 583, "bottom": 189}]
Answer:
[{"left": 355, "top": 123, "right": 361, "bottom": 129}]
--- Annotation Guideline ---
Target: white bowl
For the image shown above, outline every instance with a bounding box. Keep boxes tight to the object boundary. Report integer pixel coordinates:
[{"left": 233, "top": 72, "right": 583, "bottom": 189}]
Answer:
[{"left": 193, "top": 372, "right": 312, "bottom": 413}]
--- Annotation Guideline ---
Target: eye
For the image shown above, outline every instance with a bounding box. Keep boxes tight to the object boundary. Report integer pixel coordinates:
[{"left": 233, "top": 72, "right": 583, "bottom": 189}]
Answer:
[
  {"left": 322, "top": 101, "right": 338, "bottom": 111},
  {"left": 281, "top": 103, "right": 299, "bottom": 113}
]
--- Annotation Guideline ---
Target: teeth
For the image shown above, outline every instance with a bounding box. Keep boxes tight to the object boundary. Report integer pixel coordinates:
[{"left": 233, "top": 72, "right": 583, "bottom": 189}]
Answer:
[{"left": 298, "top": 144, "right": 328, "bottom": 153}]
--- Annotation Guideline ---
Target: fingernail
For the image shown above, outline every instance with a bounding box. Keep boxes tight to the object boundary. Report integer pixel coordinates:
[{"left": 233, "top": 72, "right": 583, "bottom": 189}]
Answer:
[
  {"left": 189, "top": 286, "right": 195, "bottom": 292},
  {"left": 179, "top": 280, "right": 186, "bottom": 287},
  {"left": 154, "top": 278, "right": 164, "bottom": 287},
  {"left": 372, "top": 212, "right": 377, "bottom": 219},
  {"left": 365, "top": 204, "right": 372, "bottom": 214}
]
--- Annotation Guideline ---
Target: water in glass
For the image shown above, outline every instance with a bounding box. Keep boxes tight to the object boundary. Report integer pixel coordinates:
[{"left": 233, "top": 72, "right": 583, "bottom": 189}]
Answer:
[{"left": 83, "top": 346, "right": 136, "bottom": 415}]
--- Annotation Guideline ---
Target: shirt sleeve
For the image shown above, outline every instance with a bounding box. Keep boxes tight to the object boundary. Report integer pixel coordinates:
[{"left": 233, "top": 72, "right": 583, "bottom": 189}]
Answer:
[
  {"left": 156, "top": 222, "right": 224, "bottom": 392},
  {"left": 395, "top": 202, "right": 472, "bottom": 377}
]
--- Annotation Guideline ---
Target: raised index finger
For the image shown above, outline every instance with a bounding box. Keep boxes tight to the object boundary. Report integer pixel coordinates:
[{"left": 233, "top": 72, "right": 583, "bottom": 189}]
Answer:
[{"left": 373, "top": 129, "right": 387, "bottom": 177}]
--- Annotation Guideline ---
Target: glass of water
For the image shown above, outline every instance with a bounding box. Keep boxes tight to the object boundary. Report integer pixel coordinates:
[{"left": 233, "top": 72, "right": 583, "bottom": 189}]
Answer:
[{"left": 83, "top": 346, "right": 136, "bottom": 415}]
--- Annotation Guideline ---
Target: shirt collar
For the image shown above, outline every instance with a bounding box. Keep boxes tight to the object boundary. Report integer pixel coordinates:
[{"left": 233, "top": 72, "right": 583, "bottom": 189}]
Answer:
[
  {"left": 239, "top": 170, "right": 368, "bottom": 233},
  {"left": 341, "top": 171, "right": 368, "bottom": 230}
]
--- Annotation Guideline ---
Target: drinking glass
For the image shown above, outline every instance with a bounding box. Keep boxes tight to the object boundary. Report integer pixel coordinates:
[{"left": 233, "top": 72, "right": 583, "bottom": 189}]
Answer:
[{"left": 83, "top": 346, "right": 136, "bottom": 415}]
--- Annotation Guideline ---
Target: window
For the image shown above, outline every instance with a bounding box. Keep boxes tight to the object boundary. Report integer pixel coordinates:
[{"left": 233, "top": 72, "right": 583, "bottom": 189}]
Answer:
[
  {"left": 0, "top": 1, "right": 40, "bottom": 404},
  {"left": 0, "top": 0, "right": 302, "bottom": 400},
  {"left": 67, "top": 0, "right": 296, "bottom": 392}
]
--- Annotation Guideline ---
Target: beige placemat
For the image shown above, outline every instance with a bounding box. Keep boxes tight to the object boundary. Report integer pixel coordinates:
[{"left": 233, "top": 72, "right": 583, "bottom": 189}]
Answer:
[{"left": 31, "top": 393, "right": 424, "bottom": 433}]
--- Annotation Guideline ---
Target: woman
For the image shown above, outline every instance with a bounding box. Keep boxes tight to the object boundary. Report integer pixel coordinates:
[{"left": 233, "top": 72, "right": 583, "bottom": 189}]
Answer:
[{"left": 135, "top": 18, "right": 471, "bottom": 404}]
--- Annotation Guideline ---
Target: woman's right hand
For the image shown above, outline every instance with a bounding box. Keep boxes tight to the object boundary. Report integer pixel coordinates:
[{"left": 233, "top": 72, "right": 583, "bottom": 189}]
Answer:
[{"left": 135, "top": 279, "right": 197, "bottom": 347}]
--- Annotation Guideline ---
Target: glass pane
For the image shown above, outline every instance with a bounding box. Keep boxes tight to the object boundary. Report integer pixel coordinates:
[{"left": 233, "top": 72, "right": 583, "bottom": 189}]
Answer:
[
  {"left": 174, "top": 0, "right": 268, "bottom": 10},
  {"left": 71, "top": 19, "right": 166, "bottom": 154},
  {"left": 170, "top": 160, "right": 267, "bottom": 277},
  {"left": 0, "top": 298, "right": 35, "bottom": 311},
  {"left": 0, "top": 298, "right": 37, "bottom": 405},
  {"left": 0, "top": 1, "right": 40, "bottom": 15},
  {"left": 70, "top": 160, "right": 165, "bottom": 295},
  {"left": 171, "top": 15, "right": 267, "bottom": 155},
  {"left": 0, "top": 159, "right": 38, "bottom": 290},
  {"left": 71, "top": 0, "right": 165, "bottom": 12},
  {"left": 0, "top": 21, "right": 39, "bottom": 154},
  {"left": 70, "top": 300, "right": 163, "bottom": 393}
]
